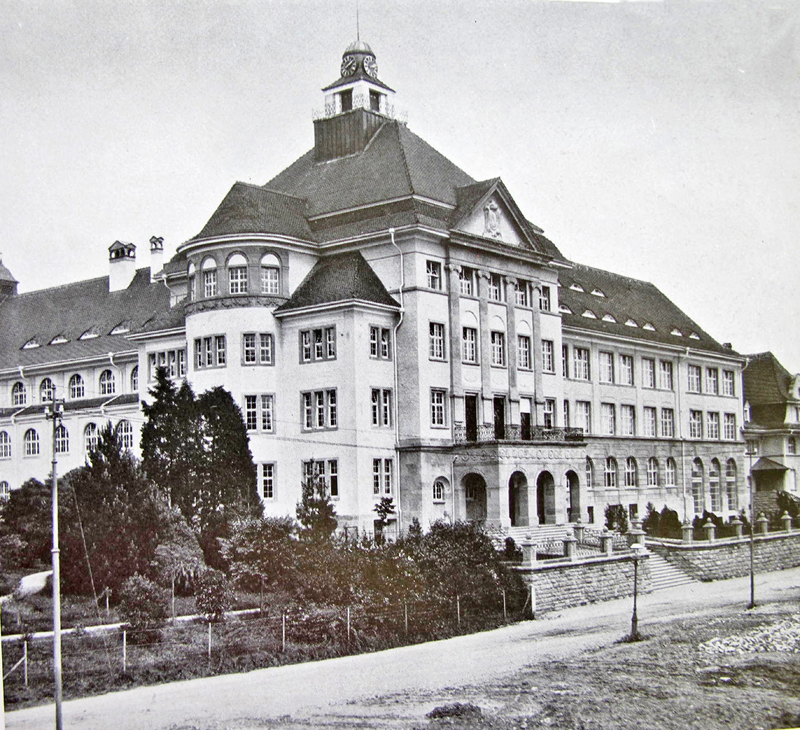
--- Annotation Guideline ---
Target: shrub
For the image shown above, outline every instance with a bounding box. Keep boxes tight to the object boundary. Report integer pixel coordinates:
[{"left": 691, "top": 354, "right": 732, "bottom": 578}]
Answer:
[
  {"left": 196, "top": 569, "right": 233, "bottom": 622},
  {"left": 658, "top": 506, "right": 682, "bottom": 538},
  {"left": 118, "top": 574, "right": 169, "bottom": 634},
  {"left": 605, "top": 504, "right": 628, "bottom": 534}
]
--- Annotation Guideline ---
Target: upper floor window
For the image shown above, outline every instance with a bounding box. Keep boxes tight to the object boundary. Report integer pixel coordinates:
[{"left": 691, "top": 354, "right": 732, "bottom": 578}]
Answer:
[
  {"left": 426, "top": 260, "right": 442, "bottom": 290},
  {"left": 429, "top": 322, "right": 446, "bottom": 360},
  {"left": 302, "top": 390, "right": 337, "bottom": 430},
  {"left": 369, "top": 326, "right": 392, "bottom": 360},
  {"left": 619, "top": 355, "right": 634, "bottom": 386},
  {"left": 244, "top": 394, "right": 275, "bottom": 432},
  {"left": 55, "top": 424, "right": 69, "bottom": 454},
  {"left": 488, "top": 274, "right": 503, "bottom": 301},
  {"left": 688, "top": 365, "right": 702, "bottom": 393},
  {"left": 463, "top": 327, "right": 478, "bottom": 364},
  {"left": 601, "top": 403, "right": 616, "bottom": 435},
  {"left": 300, "top": 327, "right": 336, "bottom": 363},
  {"left": 706, "top": 368, "right": 719, "bottom": 395},
  {"left": 39, "top": 378, "right": 55, "bottom": 402},
  {"left": 573, "top": 348, "right": 590, "bottom": 380},
  {"left": 99, "top": 369, "right": 116, "bottom": 396},
  {"left": 621, "top": 405, "right": 636, "bottom": 436},
  {"left": 148, "top": 349, "right": 187, "bottom": 381},
  {"left": 642, "top": 358, "right": 656, "bottom": 389},
  {"left": 117, "top": 420, "right": 134, "bottom": 450},
  {"left": 187, "top": 262, "right": 196, "bottom": 302},
  {"left": 707, "top": 411, "right": 720, "bottom": 439},
  {"left": 689, "top": 410, "right": 703, "bottom": 438},
  {"left": 518, "top": 336, "right": 532, "bottom": 370},
  {"left": 11, "top": 381, "right": 26, "bottom": 406},
  {"left": 84, "top": 423, "right": 99, "bottom": 454},
  {"left": 643, "top": 406, "right": 657, "bottom": 437},
  {"left": 0, "top": 431, "right": 11, "bottom": 459},
  {"left": 371, "top": 388, "right": 392, "bottom": 427},
  {"left": 661, "top": 408, "right": 675, "bottom": 438},
  {"left": 562, "top": 345, "right": 569, "bottom": 378},
  {"left": 541, "top": 340, "right": 554, "bottom": 373},
  {"left": 490, "top": 331, "right": 505, "bottom": 367},
  {"left": 201, "top": 257, "right": 218, "bottom": 298},
  {"left": 722, "top": 370, "right": 735, "bottom": 396},
  {"left": 789, "top": 437, "right": 797, "bottom": 455},
  {"left": 130, "top": 366, "right": 139, "bottom": 392},
  {"left": 243, "top": 333, "right": 274, "bottom": 366},
  {"left": 24, "top": 429, "right": 39, "bottom": 456},
  {"left": 227, "top": 253, "right": 248, "bottom": 294},
  {"left": 430, "top": 389, "right": 447, "bottom": 427},
  {"left": 543, "top": 398, "right": 556, "bottom": 428},
  {"left": 539, "top": 286, "right": 551, "bottom": 312},
  {"left": 69, "top": 374, "right": 85, "bottom": 399},
  {"left": 515, "top": 280, "right": 529, "bottom": 307},
  {"left": 260, "top": 253, "right": 281, "bottom": 295},
  {"left": 459, "top": 267, "right": 475, "bottom": 296},
  {"left": 659, "top": 360, "right": 674, "bottom": 390},
  {"left": 194, "top": 336, "right": 227, "bottom": 369},
  {"left": 576, "top": 401, "right": 591, "bottom": 434},
  {"left": 723, "top": 413, "right": 737, "bottom": 440},
  {"left": 599, "top": 352, "right": 614, "bottom": 384}
]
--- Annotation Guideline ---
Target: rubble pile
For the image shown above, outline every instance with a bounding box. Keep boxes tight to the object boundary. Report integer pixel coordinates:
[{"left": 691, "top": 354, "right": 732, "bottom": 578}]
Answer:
[{"left": 700, "top": 615, "right": 800, "bottom": 655}]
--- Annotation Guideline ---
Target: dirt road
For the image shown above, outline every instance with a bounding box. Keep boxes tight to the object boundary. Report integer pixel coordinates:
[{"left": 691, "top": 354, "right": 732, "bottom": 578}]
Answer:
[{"left": 6, "top": 567, "right": 800, "bottom": 730}]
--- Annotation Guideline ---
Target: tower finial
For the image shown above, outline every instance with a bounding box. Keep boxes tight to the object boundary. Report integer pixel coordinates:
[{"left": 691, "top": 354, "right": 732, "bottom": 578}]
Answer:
[{"left": 356, "top": 0, "right": 360, "bottom": 41}]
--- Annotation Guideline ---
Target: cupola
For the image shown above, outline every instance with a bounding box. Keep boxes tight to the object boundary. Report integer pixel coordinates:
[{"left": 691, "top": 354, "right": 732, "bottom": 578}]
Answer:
[
  {"left": 314, "top": 41, "right": 397, "bottom": 162},
  {"left": 0, "top": 254, "right": 18, "bottom": 297}
]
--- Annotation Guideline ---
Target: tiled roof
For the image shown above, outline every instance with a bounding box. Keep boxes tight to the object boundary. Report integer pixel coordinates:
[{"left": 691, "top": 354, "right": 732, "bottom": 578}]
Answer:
[
  {"left": 559, "top": 263, "right": 735, "bottom": 355},
  {"left": 275, "top": 251, "right": 399, "bottom": 313},
  {"left": 0, "top": 269, "right": 175, "bottom": 370},
  {"left": 190, "top": 183, "right": 313, "bottom": 243},
  {"left": 0, "top": 393, "right": 139, "bottom": 419},
  {"left": 743, "top": 352, "right": 793, "bottom": 405},
  {"left": 0, "top": 259, "right": 17, "bottom": 284}
]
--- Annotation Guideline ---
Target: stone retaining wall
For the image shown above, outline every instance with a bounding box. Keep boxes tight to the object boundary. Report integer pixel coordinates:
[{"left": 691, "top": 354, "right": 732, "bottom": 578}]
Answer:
[
  {"left": 515, "top": 553, "right": 649, "bottom": 613},
  {"left": 647, "top": 531, "right": 800, "bottom": 581}
]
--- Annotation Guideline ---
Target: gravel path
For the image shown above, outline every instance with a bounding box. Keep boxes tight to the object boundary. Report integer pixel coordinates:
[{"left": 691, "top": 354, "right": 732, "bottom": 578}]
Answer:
[{"left": 5, "top": 567, "right": 800, "bottom": 730}]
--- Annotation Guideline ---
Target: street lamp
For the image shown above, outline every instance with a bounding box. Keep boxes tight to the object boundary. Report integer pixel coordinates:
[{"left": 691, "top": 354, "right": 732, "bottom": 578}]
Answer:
[
  {"left": 745, "top": 436, "right": 758, "bottom": 610},
  {"left": 630, "top": 543, "right": 643, "bottom": 641},
  {"left": 44, "top": 391, "right": 65, "bottom": 730}
]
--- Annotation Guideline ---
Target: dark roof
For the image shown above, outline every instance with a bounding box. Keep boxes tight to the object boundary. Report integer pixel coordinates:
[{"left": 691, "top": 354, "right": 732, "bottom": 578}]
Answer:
[
  {"left": 0, "top": 268, "right": 176, "bottom": 370},
  {"left": 0, "top": 393, "right": 139, "bottom": 419},
  {"left": 559, "top": 263, "right": 735, "bottom": 355},
  {"left": 751, "top": 456, "right": 790, "bottom": 472},
  {"left": 275, "top": 251, "right": 399, "bottom": 313},
  {"left": 322, "top": 71, "right": 395, "bottom": 93},
  {"left": 190, "top": 183, "right": 313, "bottom": 243},
  {"left": 743, "top": 352, "right": 794, "bottom": 405},
  {"left": 0, "top": 259, "right": 17, "bottom": 284}
]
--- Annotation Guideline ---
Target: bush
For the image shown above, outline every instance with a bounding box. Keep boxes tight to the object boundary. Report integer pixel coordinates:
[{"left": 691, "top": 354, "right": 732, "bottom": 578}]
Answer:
[
  {"left": 118, "top": 574, "right": 169, "bottom": 634},
  {"left": 605, "top": 504, "right": 628, "bottom": 534},
  {"left": 196, "top": 569, "right": 233, "bottom": 622}
]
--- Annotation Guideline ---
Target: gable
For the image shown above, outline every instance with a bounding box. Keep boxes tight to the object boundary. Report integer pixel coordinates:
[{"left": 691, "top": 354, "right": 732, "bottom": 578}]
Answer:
[{"left": 454, "top": 192, "right": 528, "bottom": 246}]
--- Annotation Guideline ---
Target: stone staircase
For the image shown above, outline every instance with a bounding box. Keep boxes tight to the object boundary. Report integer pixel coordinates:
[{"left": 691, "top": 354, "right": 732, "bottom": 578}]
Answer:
[
  {"left": 505, "top": 524, "right": 576, "bottom": 544},
  {"left": 645, "top": 551, "right": 696, "bottom": 592}
]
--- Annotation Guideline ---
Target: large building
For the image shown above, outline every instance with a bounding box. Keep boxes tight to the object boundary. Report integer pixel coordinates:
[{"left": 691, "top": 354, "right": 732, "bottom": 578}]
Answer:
[{"left": 0, "top": 42, "right": 750, "bottom": 536}]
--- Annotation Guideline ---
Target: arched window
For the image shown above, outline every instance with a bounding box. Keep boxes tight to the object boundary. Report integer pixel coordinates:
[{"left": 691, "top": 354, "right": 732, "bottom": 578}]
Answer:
[
  {"left": 789, "top": 437, "right": 797, "bottom": 455},
  {"left": 709, "top": 458, "right": 721, "bottom": 513},
  {"left": 691, "top": 458, "right": 704, "bottom": 515},
  {"left": 24, "top": 429, "right": 39, "bottom": 456},
  {"left": 99, "top": 369, "right": 116, "bottom": 396},
  {"left": 227, "top": 253, "right": 248, "bottom": 294},
  {"left": 625, "top": 457, "right": 638, "bottom": 487},
  {"left": 433, "top": 478, "right": 446, "bottom": 502},
  {"left": 647, "top": 457, "right": 659, "bottom": 486},
  {"left": 202, "top": 257, "right": 218, "bottom": 298},
  {"left": 260, "top": 253, "right": 281, "bottom": 295},
  {"left": 187, "top": 262, "right": 196, "bottom": 302},
  {"left": 117, "top": 420, "right": 134, "bottom": 450},
  {"left": 604, "top": 457, "right": 617, "bottom": 488},
  {"left": 725, "top": 459, "right": 738, "bottom": 511},
  {"left": 55, "top": 424, "right": 69, "bottom": 454},
  {"left": 665, "top": 457, "right": 677, "bottom": 487},
  {"left": 130, "top": 366, "right": 139, "bottom": 392},
  {"left": 11, "top": 381, "right": 26, "bottom": 406},
  {"left": 0, "top": 481, "right": 9, "bottom": 500},
  {"left": 84, "top": 423, "right": 99, "bottom": 454},
  {"left": 69, "top": 374, "right": 85, "bottom": 399},
  {"left": 0, "top": 431, "right": 11, "bottom": 459},
  {"left": 39, "top": 378, "right": 55, "bottom": 402},
  {"left": 585, "top": 457, "right": 594, "bottom": 489}
]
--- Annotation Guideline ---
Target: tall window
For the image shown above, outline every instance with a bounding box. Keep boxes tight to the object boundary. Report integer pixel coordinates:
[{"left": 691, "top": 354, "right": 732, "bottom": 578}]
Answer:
[
  {"left": 24, "top": 429, "right": 39, "bottom": 456},
  {"left": 243, "top": 333, "right": 274, "bottom": 365},
  {"left": 707, "top": 412, "right": 720, "bottom": 440},
  {"left": 244, "top": 394, "right": 275, "bottom": 432},
  {"left": 604, "top": 457, "right": 617, "bottom": 488},
  {"left": 725, "top": 460, "right": 737, "bottom": 510},
  {"left": 55, "top": 425, "right": 69, "bottom": 454},
  {"left": 643, "top": 406, "right": 657, "bottom": 437},
  {"left": 601, "top": 403, "right": 616, "bottom": 435},
  {"left": 459, "top": 267, "right": 475, "bottom": 296},
  {"left": 39, "top": 378, "right": 55, "bottom": 402},
  {"left": 429, "top": 322, "right": 445, "bottom": 360},
  {"left": 599, "top": 352, "right": 614, "bottom": 383},
  {"left": 647, "top": 457, "right": 659, "bottom": 486},
  {"left": 202, "top": 258, "right": 218, "bottom": 297},
  {"left": 488, "top": 274, "right": 503, "bottom": 301},
  {"left": 515, "top": 280, "right": 529, "bottom": 307},
  {"left": 491, "top": 332, "right": 505, "bottom": 366},
  {"left": 369, "top": 326, "right": 392, "bottom": 359},
  {"left": 539, "top": 286, "right": 551, "bottom": 312},
  {"left": 585, "top": 457, "right": 594, "bottom": 488},
  {"left": 301, "top": 390, "right": 337, "bottom": 430},
  {"left": 12, "top": 381, "right": 27, "bottom": 406},
  {"left": 194, "top": 336, "right": 227, "bottom": 368},
  {"left": 227, "top": 253, "right": 248, "bottom": 294},
  {"left": 709, "top": 459, "right": 721, "bottom": 512},
  {"left": 463, "top": 327, "right": 478, "bottom": 364},
  {"left": 691, "top": 458, "right": 704, "bottom": 515},
  {"left": 543, "top": 399, "right": 556, "bottom": 428},
  {"left": 642, "top": 358, "right": 656, "bottom": 389},
  {"left": 300, "top": 327, "right": 336, "bottom": 362},
  {"left": 260, "top": 253, "right": 281, "bottom": 294},
  {"left": 665, "top": 457, "right": 677, "bottom": 487},
  {"left": 99, "top": 369, "right": 116, "bottom": 396},
  {"left": 541, "top": 340, "right": 554, "bottom": 372},
  {"left": 659, "top": 360, "right": 674, "bottom": 390},
  {"left": 187, "top": 262, "right": 196, "bottom": 301},
  {"left": 688, "top": 365, "right": 702, "bottom": 393},
  {"left": 130, "top": 366, "right": 139, "bottom": 392},
  {"left": 661, "top": 408, "right": 675, "bottom": 438},
  {"left": 260, "top": 463, "right": 275, "bottom": 499},
  {"left": 576, "top": 401, "right": 591, "bottom": 434},
  {"left": 563, "top": 399, "right": 570, "bottom": 427},
  {"left": 722, "top": 370, "right": 735, "bottom": 396},
  {"left": 706, "top": 368, "right": 719, "bottom": 395},
  {"left": 689, "top": 410, "right": 703, "bottom": 438},
  {"left": 625, "top": 457, "right": 638, "bottom": 487},
  {"left": 426, "top": 260, "right": 442, "bottom": 290},
  {"left": 789, "top": 437, "right": 797, "bottom": 455},
  {"left": 724, "top": 413, "right": 737, "bottom": 440},
  {"left": 303, "top": 460, "right": 339, "bottom": 498},
  {"left": 69, "top": 374, "right": 85, "bottom": 399},
  {"left": 0, "top": 481, "right": 7, "bottom": 500},
  {"left": 84, "top": 423, "right": 99, "bottom": 454},
  {"left": 573, "top": 348, "right": 590, "bottom": 380},
  {"left": 430, "top": 389, "right": 447, "bottom": 426},
  {"left": 371, "top": 388, "right": 392, "bottom": 427},
  {"left": 372, "top": 458, "right": 393, "bottom": 495},
  {"left": 620, "top": 405, "right": 636, "bottom": 436},
  {"left": 619, "top": 355, "right": 634, "bottom": 385},
  {"left": 562, "top": 345, "right": 569, "bottom": 378},
  {"left": 117, "top": 420, "right": 134, "bottom": 450},
  {"left": 0, "top": 431, "right": 11, "bottom": 459},
  {"left": 433, "top": 479, "right": 445, "bottom": 502}
]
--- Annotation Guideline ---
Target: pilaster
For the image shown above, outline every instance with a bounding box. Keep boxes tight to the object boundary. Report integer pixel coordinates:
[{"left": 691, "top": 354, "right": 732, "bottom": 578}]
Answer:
[
  {"left": 477, "top": 270, "right": 493, "bottom": 427},
  {"left": 446, "top": 263, "right": 465, "bottom": 425}
]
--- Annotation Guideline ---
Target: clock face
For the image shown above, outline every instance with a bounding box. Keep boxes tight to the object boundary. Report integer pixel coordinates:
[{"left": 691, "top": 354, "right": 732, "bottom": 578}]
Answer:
[
  {"left": 341, "top": 55, "right": 357, "bottom": 76},
  {"left": 364, "top": 56, "right": 378, "bottom": 78}
]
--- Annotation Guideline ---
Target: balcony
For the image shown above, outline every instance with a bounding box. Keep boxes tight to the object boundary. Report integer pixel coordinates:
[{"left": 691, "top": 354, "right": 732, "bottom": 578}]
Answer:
[{"left": 453, "top": 424, "right": 584, "bottom": 445}]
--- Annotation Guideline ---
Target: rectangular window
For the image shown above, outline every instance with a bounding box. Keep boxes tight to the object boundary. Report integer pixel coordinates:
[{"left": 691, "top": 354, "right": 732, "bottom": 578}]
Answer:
[
  {"left": 369, "top": 326, "right": 392, "bottom": 359},
  {"left": 488, "top": 274, "right": 502, "bottom": 301},
  {"left": 429, "top": 322, "right": 445, "bottom": 360},
  {"left": 373, "top": 459, "right": 382, "bottom": 495},
  {"left": 642, "top": 358, "right": 656, "bottom": 389},
  {"left": 562, "top": 345, "right": 569, "bottom": 378},
  {"left": 661, "top": 408, "right": 675, "bottom": 438},
  {"left": 491, "top": 331, "right": 505, "bottom": 366},
  {"left": 689, "top": 410, "right": 703, "bottom": 438},
  {"left": 539, "top": 286, "right": 551, "bottom": 312},
  {"left": 643, "top": 406, "right": 657, "bottom": 437},
  {"left": 300, "top": 327, "right": 336, "bottom": 362},
  {"left": 619, "top": 355, "right": 634, "bottom": 386},
  {"left": 515, "top": 280, "right": 529, "bottom": 307},
  {"left": 261, "top": 266, "right": 280, "bottom": 294},
  {"left": 243, "top": 334, "right": 257, "bottom": 364},
  {"left": 574, "top": 348, "right": 590, "bottom": 380},
  {"left": 542, "top": 340, "right": 554, "bottom": 373},
  {"left": 303, "top": 460, "right": 338, "bottom": 497},
  {"left": 203, "top": 269, "right": 217, "bottom": 298},
  {"left": 599, "top": 352, "right": 614, "bottom": 384},
  {"left": 621, "top": 404, "right": 636, "bottom": 436},
  {"left": 259, "top": 334, "right": 273, "bottom": 364},
  {"left": 707, "top": 411, "right": 720, "bottom": 440},
  {"left": 260, "top": 463, "right": 275, "bottom": 499},
  {"left": 576, "top": 401, "right": 591, "bottom": 434},
  {"left": 302, "top": 389, "right": 338, "bottom": 430},
  {"left": 688, "top": 364, "right": 702, "bottom": 393},
  {"left": 149, "top": 349, "right": 187, "bottom": 380},
  {"left": 371, "top": 388, "right": 392, "bottom": 427},
  {"left": 194, "top": 336, "right": 226, "bottom": 369},
  {"left": 372, "top": 458, "right": 393, "bottom": 495},
  {"left": 543, "top": 398, "right": 556, "bottom": 428},
  {"left": 245, "top": 395, "right": 258, "bottom": 431},
  {"left": 459, "top": 267, "right": 474, "bottom": 296},
  {"left": 706, "top": 368, "right": 719, "bottom": 395},
  {"left": 659, "top": 360, "right": 674, "bottom": 390},
  {"left": 329, "top": 460, "right": 338, "bottom": 497},
  {"left": 724, "top": 413, "right": 737, "bottom": 440},
  {"left": 383, "top": 459, "right": 393, "bottom": 494},
  {"left": 426, "top": 260, "right": 442, "bottom": 290},
  {"left": 229, "top": 266, "right": 248, "bottom": 294},
  {"left": 601, "top": 403, "right": 616, "bottom": 435},
  {"left": 722, "top": 370, "right": 735, "bottom": 396},
  {"left": 431, "top": 389, "right": 447, "bottom": 426},
  {"left": 563, "top": 399, "right": 570, "bottom": 428},
  {"left": 463, "top": 327, "right": 478, "bottom": 364},
  {"left": 518, "top": 336, "right": 532, "bottom": 370}
]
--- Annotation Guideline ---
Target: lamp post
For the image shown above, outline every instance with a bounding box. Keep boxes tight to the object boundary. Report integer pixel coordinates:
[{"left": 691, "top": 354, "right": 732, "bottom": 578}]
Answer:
[
  {"left": 44, "top": 391, "right": 65, "bottom": 730},
  {"left": 745, "top": 437, "right": 758, "bottom": 610},
  {"left": 630, "top": 543, "right": 643, "bottom": 641}
]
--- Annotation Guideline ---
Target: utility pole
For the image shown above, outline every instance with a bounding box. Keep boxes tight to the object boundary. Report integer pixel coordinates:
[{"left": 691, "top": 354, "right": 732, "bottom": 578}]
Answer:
[
  {"left": 45, "top": 390, "right": 65, "bottom": 730},
  {"left": 745, "top": 438, "right": 757, "bottom": 610}
]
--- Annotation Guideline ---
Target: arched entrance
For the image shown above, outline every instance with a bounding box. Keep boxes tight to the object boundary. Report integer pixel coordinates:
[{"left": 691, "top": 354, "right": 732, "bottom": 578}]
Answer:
[
  {"left": 508, "top": 471, "right": 529, "bottom": 527},
  {"left": 566, "top": 470, "right": 580, "bottom": 522},
  {"left": 462, "top": 473, "right": 487, "bottom": 523},
  {"left": 536, "top": 471, "right": 556, "bottom": 525}
]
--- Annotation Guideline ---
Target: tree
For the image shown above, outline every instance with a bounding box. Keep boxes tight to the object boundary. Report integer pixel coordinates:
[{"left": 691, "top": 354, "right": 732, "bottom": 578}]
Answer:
[
  {"left": 373, "top": 497, "right": 396, "bottom": 544},
  {"left": 0, "top": 478, "right": 52, "bottom": 567},
  {"left": 604, "top": 504, "right": 628, "bottom": 534},
  {"left": 195, "top": 569, "right": 232, "bottom": 622},
  {"left": 296, "top": 464, "right": 337, "bottom": 541},
  {"left": 118, "top": 573, "right": 170, "bottom": 641}
]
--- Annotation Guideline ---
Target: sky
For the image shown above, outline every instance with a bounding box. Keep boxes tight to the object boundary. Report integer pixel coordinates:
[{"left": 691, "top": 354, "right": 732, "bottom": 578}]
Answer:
[{"left": 2, "top": 0, "right": 799, "bottom": 371}]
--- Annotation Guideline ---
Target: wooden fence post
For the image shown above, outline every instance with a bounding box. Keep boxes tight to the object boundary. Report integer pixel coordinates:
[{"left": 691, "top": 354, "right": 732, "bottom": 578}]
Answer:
[
  {"left": 23, "top": 640, "right": 28, "bottom": 687},
  {"left": 207, "top": 622, "right": 212, "bottom": 661},
  {"left": 122, "top": 630, "right": 127, "bottom": 673},
  {"left": 346, "top": 606, "right": 351, "bottom": 642},
  {"left": 502, "top": 589, "right": 507, "bottom": 621},
  {"left": 282, "top": 612, "right": 286, "bottom": 652},
  {"left": 456, "top": 594, "right": 461, "bottom": 627},
  {"left": 404, "top": 601, "right": 408, "bottom": 635}
]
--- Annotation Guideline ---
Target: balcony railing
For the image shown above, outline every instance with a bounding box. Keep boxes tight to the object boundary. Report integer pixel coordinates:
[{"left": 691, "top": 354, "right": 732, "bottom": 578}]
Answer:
[
  {"left": 453, "top": 425, "right": 584, "bottom": 445},
  {"left": 313, "top": 96, "right": 408, "bottom": 123}
]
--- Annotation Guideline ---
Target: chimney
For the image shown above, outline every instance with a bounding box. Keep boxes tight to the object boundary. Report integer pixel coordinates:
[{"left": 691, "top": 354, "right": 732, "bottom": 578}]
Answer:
[
  {"left": 149, "top": 236, "right": 164, "bottom": 283},
  {"left": 108, "top": 241, "right": 137, "bottom": 292}
]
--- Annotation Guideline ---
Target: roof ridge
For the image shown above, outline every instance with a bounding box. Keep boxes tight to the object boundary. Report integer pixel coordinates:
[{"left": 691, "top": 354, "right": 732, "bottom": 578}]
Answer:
[
  {"left": 395, "top": 123, "right": 417, "bottom": 221},
  {"left": 9, "top": 267, "right": 152, "bottom": 299},
  {"left": 568, "top": 261, "right": 657, "bottom": 289}
]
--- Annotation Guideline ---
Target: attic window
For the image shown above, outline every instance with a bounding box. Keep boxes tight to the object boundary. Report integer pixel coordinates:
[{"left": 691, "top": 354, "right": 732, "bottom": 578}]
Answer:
[
  {"left": 602, "top": 314, "right": 617, "bottom": 323},
  {"left": 110, "top": 321, "right": 131, "bottom": 335},
  {"left": 581, "top": 310, "right": 597, "bottom": 319},
  {"left": 689, "top": 332, "right": 700, "bottom": 340},
  {"left": 670, "top": 328, "right": 683, "bottom": 337},
  {"left": 625, "top": 319, "right": 638, "bottom": 328},
  {"left": 643, "top": 322, "right": 656, "bottom": 331},
  {"left": 49, "top": 335, "right": 69, "bottom": 345},
  {"left": 79, "top": 328, "right": 100, "bottom": 340},
  {"left": 591, "top": 289, "right": 606, "bottom": 297},
  {"left": 559, "top": 304, "right": 573, "bottom": 314},
  {"left": 570, "top": 283, "right": 584, "bottom": 292},
  {"left": 22, "top": 337, "right": 40, "bottom": 350}
]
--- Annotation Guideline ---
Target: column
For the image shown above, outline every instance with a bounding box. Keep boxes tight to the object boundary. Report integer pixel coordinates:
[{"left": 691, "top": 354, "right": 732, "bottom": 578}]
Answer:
[
  {"left": 446, "top": 264, "right": 465, "bottom": 438},
  {"left": 477, "top": 270, "right": 493, "bottom": 440},
  {"left": 504, "top": 277, "right": 520, "bottom": 440}
]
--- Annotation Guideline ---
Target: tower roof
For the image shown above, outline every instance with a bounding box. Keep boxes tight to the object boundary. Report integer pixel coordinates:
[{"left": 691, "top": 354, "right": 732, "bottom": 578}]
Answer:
[{"left": 0, "top": 257, "right": 17, "bottom": 284}]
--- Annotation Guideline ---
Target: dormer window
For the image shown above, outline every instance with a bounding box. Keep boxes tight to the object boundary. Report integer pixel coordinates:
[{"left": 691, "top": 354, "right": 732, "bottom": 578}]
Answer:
[
  {"left": 110, "top": 321, "right": 131, "bottom": 335},
  {"left": 689, "top": 332, "right": 700, "bottom": 340},
  {"left": 49, "top": 334, "right": 69, "bottom": 345},
  {"left": 602, "top": 314, "right": 617, "bottom": 323},
  {"left": 79, "top": 328, "right": 100, "bottom": 340},
  {"left": 643, "top": 322, "right": 656, "bottom": 331},
  {"left": 570, "top": 283, "right": 584, "bottom": 292},
  {"left": 625, "top": 319, "right": 638, "bottom": 328},
  {"left": 582, "top": 310, "right": 597, "bottom": 319},
  {"left": 22, "top": 337, "right": 40, "bottom": 349},
  {"left": 559, "top": 303, "right": 573, "bottom": 314},
  {"left": 670, "top": 328, "right": 683, "bottom": 337},
  {"left": 591, "top": 288, "right": 606, "bottom": 297},
  {"left": 340, "top": 89, "right": 353, "bottom": 112}
]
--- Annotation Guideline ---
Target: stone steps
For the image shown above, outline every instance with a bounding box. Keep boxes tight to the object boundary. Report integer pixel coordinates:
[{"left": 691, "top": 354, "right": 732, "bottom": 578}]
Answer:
[
  {"left": 505, "top": 524, "right": 577, "bottom": 543},
  {"left": 646, "top": 551, "right": 696, "bottom": 592}
]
